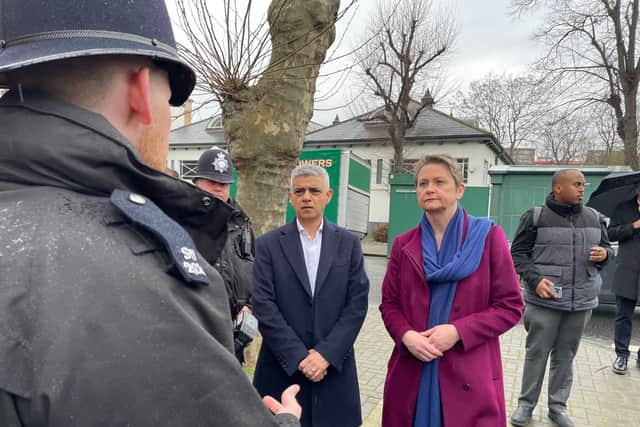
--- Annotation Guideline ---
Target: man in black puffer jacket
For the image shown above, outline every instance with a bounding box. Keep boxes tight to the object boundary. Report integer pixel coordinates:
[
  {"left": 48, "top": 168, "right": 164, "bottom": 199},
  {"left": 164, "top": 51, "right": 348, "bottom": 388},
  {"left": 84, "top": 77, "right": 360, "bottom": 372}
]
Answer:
[{"left": 509, "top": 169, "right": 612, "bottom": 427}]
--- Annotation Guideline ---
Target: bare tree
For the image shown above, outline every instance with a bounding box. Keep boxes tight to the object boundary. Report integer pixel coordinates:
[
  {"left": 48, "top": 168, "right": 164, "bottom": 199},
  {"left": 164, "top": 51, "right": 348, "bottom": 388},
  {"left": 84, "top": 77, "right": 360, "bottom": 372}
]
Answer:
[
  {"left": 176, "top": 0, "right": 343, "bottom": 234},
  {"left": 536, "top": 110, "right": 591, "bottom": 164},
  {"left": 358, "top": 0, "right": 456, "bottom": 173},
  {"left": 513, "top": 0, "right": 640, "bottom": 170},
  {"left": 452, "top": 73, "right": 548, "bottom": 157}
]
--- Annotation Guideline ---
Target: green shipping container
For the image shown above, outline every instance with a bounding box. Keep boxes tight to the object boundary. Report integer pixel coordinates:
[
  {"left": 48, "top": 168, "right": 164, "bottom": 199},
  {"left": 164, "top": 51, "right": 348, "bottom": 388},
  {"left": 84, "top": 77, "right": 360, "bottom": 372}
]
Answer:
[
  {"left": 387, "top": 173, "right": 490, "bottom": 254},
  {"left": 488, "top": 166, "right": 612, "bottom": 240}
]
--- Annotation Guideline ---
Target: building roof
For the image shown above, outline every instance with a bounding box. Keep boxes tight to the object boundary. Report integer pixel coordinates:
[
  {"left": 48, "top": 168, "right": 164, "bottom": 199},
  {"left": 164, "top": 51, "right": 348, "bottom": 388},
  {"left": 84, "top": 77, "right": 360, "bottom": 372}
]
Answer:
[
  {"left": 169, "top": 117, "right": 225, "bottom": 147},
  {"left": 170, "top": 116, "right": 327, "bottom": 148},
  {"left": 306, "top": 105, "right": 485, "bottom": 141},
  {"left": 304, "top": 104, "right": 512, "bottom": 164}
]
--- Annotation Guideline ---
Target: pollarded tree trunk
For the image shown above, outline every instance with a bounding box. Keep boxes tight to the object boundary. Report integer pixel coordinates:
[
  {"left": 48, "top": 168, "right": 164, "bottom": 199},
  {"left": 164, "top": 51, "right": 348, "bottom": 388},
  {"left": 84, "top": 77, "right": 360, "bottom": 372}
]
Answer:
[
  {"left": 222, "top": 0, "right": 340, "bottom": 235},
  {"left": 622, "top": 91, "right": 639, "bottom": 170},
  {"left": 390, "top": 121, "right": 407, "bottom": 174}
]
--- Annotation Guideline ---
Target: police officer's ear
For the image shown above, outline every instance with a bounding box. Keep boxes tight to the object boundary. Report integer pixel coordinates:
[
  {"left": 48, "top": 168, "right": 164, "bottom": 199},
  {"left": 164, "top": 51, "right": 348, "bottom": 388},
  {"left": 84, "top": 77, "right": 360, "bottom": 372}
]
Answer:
[{"left": 127, "top": 66, "right": 153, "bottom": 126}]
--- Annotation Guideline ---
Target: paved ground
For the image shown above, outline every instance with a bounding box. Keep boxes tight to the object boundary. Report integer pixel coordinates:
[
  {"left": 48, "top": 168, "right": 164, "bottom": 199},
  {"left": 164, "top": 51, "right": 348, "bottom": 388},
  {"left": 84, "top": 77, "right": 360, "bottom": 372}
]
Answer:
[
  {"left": 355, "top": 307, "right": 640, "bottom": 427},
  {"left": 357, "top": 241, "right": 640, "bottom": 426}
]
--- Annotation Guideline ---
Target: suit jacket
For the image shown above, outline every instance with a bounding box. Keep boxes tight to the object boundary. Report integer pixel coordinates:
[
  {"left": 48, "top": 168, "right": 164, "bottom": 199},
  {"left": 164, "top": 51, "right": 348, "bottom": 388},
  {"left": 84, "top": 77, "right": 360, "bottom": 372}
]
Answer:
[
  {"left": 252, "top": 219, "right": 369, "bottom": 427},
  {"left": 607, "top": 197, "right": 640, "bottom": 300},
  {"left": 380, "top": 219, "right": 523, "bottom": 427}
]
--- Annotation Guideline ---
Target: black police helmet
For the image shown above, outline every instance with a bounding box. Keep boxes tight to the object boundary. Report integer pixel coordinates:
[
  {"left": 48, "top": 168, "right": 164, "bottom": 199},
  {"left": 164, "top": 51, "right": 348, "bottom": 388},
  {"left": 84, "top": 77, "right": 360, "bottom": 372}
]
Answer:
[
  {"left": 0, "top": 0, "right": 195, "bottom": 106},
  {"left": 193, "top": 147, "right": 235, "bottom": 184}
]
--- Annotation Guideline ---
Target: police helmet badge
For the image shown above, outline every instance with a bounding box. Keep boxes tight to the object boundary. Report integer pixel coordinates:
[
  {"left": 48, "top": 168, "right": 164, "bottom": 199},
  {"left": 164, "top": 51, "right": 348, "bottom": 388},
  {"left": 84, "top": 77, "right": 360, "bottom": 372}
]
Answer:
[{"left": 212, "top": 152, "right": 229, "bottom": 173}]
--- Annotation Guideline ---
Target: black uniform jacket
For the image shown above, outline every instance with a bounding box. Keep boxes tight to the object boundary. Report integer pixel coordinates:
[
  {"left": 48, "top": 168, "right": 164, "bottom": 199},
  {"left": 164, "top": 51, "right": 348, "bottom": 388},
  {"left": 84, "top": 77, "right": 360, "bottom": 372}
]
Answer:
[
  {"left": 608, "top": 197, "right": 640, "bottom": 300},
  {"left": 0, "top": 91, "right": 298, "bottom": 427}
]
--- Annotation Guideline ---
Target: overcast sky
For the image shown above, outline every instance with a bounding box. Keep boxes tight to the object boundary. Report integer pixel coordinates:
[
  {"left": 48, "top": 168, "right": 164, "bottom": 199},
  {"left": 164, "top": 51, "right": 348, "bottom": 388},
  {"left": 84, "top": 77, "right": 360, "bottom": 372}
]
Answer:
[
  {"left": 311, "top": 0, "right": 547, "bottom": 124},
  {"left": 170, "top": 0, "right": 547, "bottom": 125}
]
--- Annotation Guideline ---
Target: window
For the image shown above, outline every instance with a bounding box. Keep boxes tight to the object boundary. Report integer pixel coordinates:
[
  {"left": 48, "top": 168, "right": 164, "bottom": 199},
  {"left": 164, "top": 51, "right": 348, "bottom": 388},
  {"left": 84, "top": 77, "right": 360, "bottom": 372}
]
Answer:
[
  {"left": 180, "top": 160, "right": 198, "bottom": 179},
  {"left": 456, "top": 158, "right": 469, "bottom": 183},
  {"left": 376, "top": 159, "right": 384, "bottom": 184}
]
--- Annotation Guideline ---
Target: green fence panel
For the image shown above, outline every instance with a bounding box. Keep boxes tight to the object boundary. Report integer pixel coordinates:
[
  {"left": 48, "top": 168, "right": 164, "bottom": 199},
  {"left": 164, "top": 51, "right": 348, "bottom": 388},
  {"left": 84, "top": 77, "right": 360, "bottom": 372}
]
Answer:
[
  {"left": 489, "top": 168, "right": 611, "bottom": 240},
  {"left": 388, "top": 173, "right": 490, "bottom": 254}
]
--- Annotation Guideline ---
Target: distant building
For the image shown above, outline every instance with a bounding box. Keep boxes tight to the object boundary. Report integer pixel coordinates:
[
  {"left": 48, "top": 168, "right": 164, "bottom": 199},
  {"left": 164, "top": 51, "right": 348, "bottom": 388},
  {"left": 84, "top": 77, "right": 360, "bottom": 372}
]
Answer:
[
  {"left": 167, "top": 116, "right": 324, "bottom": 180},
  {"left": 303, "top": 102, "right": 512, "bottom": 228},
  {"left": 511, "top": 147, "right": 536, "bottom": 165},
  {"left": 585, "top": 149, "right": 627, "bottom": 165},
  {"left": 170, "top": 99, "right": 194, "bottom": 130}
]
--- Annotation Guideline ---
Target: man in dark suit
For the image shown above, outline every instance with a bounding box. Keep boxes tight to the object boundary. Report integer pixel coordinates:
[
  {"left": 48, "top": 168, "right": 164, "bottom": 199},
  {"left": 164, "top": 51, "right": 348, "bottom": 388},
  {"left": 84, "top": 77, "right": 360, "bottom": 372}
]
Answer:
[
  {"left": 609, "top": 182, "right": 640, "bottom": 374},
  {"left": 252, "top": 164, "right": 370, "bottom": 427}
]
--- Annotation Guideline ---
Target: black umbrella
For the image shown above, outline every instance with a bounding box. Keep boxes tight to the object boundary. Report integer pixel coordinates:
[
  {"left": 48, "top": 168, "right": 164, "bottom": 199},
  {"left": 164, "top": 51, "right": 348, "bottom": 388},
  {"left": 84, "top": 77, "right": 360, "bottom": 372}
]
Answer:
[{"left": 587, "top": 171, "right": 640, "bottom": 218}]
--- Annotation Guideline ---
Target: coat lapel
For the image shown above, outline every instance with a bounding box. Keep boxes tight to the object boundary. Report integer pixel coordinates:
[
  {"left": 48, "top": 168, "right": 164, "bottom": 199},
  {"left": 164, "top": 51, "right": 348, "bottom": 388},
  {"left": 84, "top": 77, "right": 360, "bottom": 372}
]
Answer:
[
  {"left": 279, "top": 221, "right": 313, "bottom": 297},
  {"left": 403, "top": 227, "right": 425, "bottom": 280},
  {"left": 314, "top": 220, "right": 341, "bottom": 295}
]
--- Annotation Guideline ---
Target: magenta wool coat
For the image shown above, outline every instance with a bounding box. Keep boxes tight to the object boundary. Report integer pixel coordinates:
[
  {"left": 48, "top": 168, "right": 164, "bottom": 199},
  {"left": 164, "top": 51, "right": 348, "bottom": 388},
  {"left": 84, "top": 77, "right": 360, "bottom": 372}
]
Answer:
[{"left": 380, "top": 219, "right": 524, "bottom": 427}]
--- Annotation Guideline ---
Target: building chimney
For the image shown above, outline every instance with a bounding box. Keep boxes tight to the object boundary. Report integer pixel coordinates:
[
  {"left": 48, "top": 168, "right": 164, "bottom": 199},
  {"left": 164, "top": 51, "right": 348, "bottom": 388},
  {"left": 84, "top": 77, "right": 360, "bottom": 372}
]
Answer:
[
  {"left": 421, "top": 89, "right": 435, "bottom": 107},
  {"left": 183, "top": 99, "right": 193, "bottom": 126},
  {"left": 333, "top": 114, "right": 340, "bottom": 125}
]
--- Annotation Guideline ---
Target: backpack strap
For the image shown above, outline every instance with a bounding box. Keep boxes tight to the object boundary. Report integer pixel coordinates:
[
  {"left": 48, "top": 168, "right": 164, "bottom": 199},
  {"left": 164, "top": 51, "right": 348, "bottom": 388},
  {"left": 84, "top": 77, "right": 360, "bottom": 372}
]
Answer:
[{"left": 532, "top": 205, "right": 543, "bottom": 228}]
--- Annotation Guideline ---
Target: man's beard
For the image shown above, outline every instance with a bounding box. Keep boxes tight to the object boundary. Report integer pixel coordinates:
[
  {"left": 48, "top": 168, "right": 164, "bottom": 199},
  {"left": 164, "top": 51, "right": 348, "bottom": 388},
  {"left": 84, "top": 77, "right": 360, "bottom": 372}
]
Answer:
[{"left": 137, "top": 125, "right": 169, "bottom": 171}]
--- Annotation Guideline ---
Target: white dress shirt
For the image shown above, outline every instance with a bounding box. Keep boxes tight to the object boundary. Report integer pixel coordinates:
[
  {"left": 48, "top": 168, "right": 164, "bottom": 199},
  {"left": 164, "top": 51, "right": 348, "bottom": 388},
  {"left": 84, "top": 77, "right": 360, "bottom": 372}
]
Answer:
[{"left": 296, "top": 218, "right": 323, "bottom": 296}]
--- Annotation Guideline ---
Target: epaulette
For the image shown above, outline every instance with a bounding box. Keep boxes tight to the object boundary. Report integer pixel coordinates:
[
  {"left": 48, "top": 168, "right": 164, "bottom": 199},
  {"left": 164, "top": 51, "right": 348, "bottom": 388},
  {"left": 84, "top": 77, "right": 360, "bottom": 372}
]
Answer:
[{"left": 110, "top": 189, "right": 209, "bottom": 286}]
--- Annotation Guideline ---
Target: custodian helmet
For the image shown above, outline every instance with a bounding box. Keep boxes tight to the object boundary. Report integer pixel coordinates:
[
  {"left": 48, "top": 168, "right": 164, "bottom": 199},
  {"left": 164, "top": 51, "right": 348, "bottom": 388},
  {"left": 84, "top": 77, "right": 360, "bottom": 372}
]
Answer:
[
  {"left": 193, "top": 147, "right": 235, "bottom": 184},
  {"left": 0, "top": 0, "right": 195, "bottom": 106}
]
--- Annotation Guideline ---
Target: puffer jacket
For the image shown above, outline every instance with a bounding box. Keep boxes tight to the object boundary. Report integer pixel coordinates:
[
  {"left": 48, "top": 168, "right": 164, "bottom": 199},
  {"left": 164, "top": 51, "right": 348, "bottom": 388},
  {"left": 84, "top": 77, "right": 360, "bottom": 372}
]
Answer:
[{"left": 511, "top": 194, "right": 613, "bottom": 311}]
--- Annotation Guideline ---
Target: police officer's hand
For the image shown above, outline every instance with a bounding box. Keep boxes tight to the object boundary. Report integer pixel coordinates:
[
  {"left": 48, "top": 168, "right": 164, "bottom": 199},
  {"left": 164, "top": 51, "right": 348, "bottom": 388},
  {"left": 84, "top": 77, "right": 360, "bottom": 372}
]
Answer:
[
  {"left": 535, "top": 278, "right": 556, "bottom": 299},
  {"left": 263, "top": 384, "right": 302, "bottom": 419},
  {"left": 633, "top": 219, "right": 640, "bottom": 229},
  {"left": 589, "top": 245, "right": 608, "bottom": 262}
]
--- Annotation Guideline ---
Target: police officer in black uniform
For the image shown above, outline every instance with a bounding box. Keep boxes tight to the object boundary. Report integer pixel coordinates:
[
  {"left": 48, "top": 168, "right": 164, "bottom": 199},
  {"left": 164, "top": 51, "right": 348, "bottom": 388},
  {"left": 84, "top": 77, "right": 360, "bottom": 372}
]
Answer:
[
  {"left": 0, "top": 0, "right": 300, "bottom": 425},
  {"left": 193, "top": 147, "right": 257, "bottom": 363}
]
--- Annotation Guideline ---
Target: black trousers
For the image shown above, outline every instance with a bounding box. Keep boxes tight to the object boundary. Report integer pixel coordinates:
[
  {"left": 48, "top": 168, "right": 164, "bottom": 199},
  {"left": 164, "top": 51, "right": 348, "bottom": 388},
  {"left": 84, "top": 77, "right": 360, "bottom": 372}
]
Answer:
[{"left": 614, "top": 295, "right": 639, "bottom": 357}]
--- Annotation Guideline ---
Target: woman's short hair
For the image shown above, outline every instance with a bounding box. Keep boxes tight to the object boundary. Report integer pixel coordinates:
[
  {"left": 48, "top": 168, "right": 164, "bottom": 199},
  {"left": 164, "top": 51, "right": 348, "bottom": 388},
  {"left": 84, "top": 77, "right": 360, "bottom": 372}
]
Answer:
[
  {"left": 290, "top": 164, "right": 330, "bottom": 190},
  {"left": 413, "top": 154, "right": 464, "bottom": 186}
]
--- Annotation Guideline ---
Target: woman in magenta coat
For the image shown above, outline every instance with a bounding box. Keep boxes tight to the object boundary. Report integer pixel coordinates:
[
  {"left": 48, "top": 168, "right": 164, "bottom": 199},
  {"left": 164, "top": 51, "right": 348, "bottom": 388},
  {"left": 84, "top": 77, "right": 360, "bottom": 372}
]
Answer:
[{"left": 380, "top": 155, "right": 523, "bottom": 427}]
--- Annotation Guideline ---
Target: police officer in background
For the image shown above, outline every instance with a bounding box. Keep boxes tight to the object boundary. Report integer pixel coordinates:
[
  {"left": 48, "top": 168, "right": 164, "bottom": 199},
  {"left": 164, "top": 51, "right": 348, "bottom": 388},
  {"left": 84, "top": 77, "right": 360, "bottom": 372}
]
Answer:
[
  {"left": 193, "top": 147, "right": 257, "bottom": 363},
  {"left": 0, "top": 0, "right": 300, "bottom": 425}
]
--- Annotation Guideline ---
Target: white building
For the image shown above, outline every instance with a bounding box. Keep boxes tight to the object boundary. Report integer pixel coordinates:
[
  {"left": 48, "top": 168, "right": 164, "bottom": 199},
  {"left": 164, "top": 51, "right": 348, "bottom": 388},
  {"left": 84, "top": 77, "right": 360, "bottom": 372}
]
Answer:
[
  {"left": 303, "top": 104, "right": 512, "bottom": 227},
  {"left": 168, "top": 104, "right": 512, "bottom": 228}
]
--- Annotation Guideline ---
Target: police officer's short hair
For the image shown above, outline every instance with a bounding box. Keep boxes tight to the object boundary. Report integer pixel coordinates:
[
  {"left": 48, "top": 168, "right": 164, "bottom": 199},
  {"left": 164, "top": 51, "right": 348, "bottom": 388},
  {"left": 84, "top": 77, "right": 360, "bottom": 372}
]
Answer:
[
  {"left": 8, "top": 55, "right": 153, "bottom": 109},
  {"left": 290, "top": 164, "right": 330, "bottom": 191}
]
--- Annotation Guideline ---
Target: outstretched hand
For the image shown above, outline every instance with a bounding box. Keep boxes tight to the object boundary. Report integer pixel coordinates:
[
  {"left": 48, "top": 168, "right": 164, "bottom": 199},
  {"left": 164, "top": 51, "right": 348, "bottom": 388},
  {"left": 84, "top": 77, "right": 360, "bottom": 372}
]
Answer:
[{"left": 263, "top": 384, "right": 302, "bottom": 419}]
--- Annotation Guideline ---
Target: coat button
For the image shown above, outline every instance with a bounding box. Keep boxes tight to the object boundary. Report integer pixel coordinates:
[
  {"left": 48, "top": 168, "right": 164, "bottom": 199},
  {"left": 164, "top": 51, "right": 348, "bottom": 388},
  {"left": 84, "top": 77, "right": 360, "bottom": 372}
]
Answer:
[
  {"left": 463, "top": 384, "right": 471, "bottom": 391},
  {"left": 202, "top": 196, "right": 213, "bottom": 206},
  {"left": 128, "top": 193, "right": 146, "bottom": 205}
]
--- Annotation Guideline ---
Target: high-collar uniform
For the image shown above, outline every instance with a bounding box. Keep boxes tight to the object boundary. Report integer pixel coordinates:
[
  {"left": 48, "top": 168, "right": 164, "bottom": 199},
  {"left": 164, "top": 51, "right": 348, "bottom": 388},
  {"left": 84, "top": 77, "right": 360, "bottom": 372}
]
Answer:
[
  {"left": 0, "top": 91, "right": 298, "bottom": 427},
  {"left": 607, "top": 196, "right": 640, "bottom": 358}
]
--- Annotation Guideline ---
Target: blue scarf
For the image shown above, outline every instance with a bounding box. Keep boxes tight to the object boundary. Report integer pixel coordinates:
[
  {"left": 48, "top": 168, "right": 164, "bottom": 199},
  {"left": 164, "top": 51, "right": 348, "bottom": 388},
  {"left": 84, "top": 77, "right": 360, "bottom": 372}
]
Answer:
[{"left": 413, "top": 206, "right": 492, "bottom": 427}]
